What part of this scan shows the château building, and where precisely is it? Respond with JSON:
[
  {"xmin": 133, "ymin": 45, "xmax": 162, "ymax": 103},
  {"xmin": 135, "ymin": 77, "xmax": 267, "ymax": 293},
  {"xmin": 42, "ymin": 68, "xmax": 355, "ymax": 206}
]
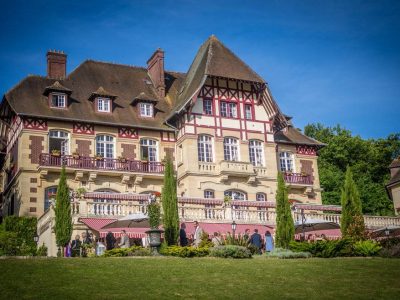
[{"xmin": 1, "ymin": 36, "xmax": 397, "ymax": 255}]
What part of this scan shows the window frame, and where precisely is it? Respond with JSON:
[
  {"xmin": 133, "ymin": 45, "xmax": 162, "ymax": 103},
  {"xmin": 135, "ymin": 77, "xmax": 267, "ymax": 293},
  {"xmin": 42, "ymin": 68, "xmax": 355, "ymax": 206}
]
[
  {"xmin": 44, "ymin": 186, "xmax": 58, "ymax": 211},
  {"xmin": 220, "ymin": 101, "xmax": 238, "ymax": 118},
  {"xmin": 224, "ymin": 190, "xmax": 247, "ymax": 201},
  {"xmin": 139, "ymin": 102, "xmax": 154, "ymax": 118},
  {"xmin": 140, "ymin": 138, "xmax": 158, "ymax": 162},
  {"xmin": 279, "ymin": 152, "xmax": 294, "ymax": 172},
  {"xmin": 49, "ymin": 130, "xmax": 70, "ymax": 155},
  {"xmin": 97, "ymin": 97, "xmax": 111, "ymax": 113},
  {"xmin": 203, "ymin": 99, "xmax": 213, "ymax": 115},
  {"xmin": 96, "ymin": 135, "xmax": 115, "ymax": 158},
  {"xmin": 244, "ymin": 104, "xmax": 253, "ymax": 120},
  {"xmin": 249, "ymin": 140, "xmax": 264, "ymax": 167},
  {"xmin": 197, "ymin": 135, "xmax": 214, "ymax": 162},
  {"xmin": 223, "ymin": 137, "xmax": 240, "ymax": 161},
  {"xmin": 204, "ymin": 190, "xmax": 215, "ymax": 199},
  {"xmin": 256, "ymin": 193, "xmax": 266, "ymax": 202},
  {"xmin": 50, "ymin": 93, "xmax": 66, "ymax": 108}
]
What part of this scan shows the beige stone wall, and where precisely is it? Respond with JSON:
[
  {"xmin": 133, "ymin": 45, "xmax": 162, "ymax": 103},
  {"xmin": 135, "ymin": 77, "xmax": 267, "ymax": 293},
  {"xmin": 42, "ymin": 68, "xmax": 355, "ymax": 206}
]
[{"xmin": 391, "ymin": 184, "xmax": 400, "ymax": 215}]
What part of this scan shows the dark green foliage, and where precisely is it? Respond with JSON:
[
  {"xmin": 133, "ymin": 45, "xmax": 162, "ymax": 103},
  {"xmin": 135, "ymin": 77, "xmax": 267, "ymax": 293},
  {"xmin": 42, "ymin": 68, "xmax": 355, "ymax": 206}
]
[
  {"xmin": 54, "ymin": 166, "xmax": 72, "ymax": 248},
  {"xmin": 353, "ymin": 240, "xmax": 382, "ymax": 256},
  {"xmin": 159, "ymin": 245, "xmax": 210, "ymax": 257},
  {"xmin": 1, "ymin": 216, "xmax": 38, "ymax": 256},
  {"xmin": 103, "ymin": 246, "xmax": 151, "ymax": 257},
  {"xmin": 147, "ymin": 202, "xmax": 161, "ymax": 229},
  {"xmin": 275, "ymin": 172, "xmax": 294, "ymax": 249},
  {"xmin": 209, "ymin": 245, "xmax": 252, "ymax": 259},
  {"xmin": 36, "ymin": 243, "xmax": 48, "ymax": 257},
  {"xmin": 340, "ymin": 167, "xmax": 366, "ymax": 240},
  {"xmin": 265, "ymin": 248, "xmax": 311, "ymax": 259},
  {"xmin": 223, "ymin": 232, "xmax": 248, "ymax": 246},
  {"xmin": 305, "ymin": 124, "xmax": 400, "ymax": 215},
  {"xmin": 161, "ymin": 158, "xmax": 179, "ymax": 245},
  {"xmin": 378, "ymin": 238, "xmax": 400, "ymax": 258},
  {"xmin": 198, "ymin": 231, "xmax": 213, "ymax": 248}
]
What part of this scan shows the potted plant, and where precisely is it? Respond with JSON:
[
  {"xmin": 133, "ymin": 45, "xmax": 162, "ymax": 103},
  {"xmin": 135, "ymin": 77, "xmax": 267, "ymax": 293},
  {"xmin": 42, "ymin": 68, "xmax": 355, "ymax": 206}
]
[
  {"xmin": 95, "ymin": 154, "xmax": 104, "ymax": 161},
  {"xmin": 75, "ymin": 187, "xmax": 86, "ymax": 200},
  {"xmin": 72, "ymin": 151, "xmax": 80, "ymax": 159},
  {"xmin": 51, "ymin": 149, "xmax": 61, "ymax": 157},
  {"xmin": 118, "ymin": 156, "xmax": 127, "ymax": 163},
  {"xmin": 224, "ymin": 195, "xmax": 232, "ymax": 205},
  {"xmin": 146, "ymin": 201, "xmax": 164, "ymax": 255}
]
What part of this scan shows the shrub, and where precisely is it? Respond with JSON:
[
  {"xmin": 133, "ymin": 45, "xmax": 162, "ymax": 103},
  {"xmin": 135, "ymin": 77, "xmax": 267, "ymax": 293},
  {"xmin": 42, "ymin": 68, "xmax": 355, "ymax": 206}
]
[
  {"xmin": 289, "ymin": 239, "xmax": 354, "ymax": 258},
  {"xmin": 265, "ymin": 248, "xmax": 311, "ymax": 259},
  {"xmin": 160, "ymin": 245, "xmax": 210, "ymax": 257},
  {"xmin": 353, "ymin": 240, "xmax": 381, "ymax": 256},
  {"xmin": 209, "ymin": 245, "xmax": 252, "ymax": 259},
  {"xmin": 199, "ymin": 231, "xmax": 213, "ymax": 248},
  {"xmin": 36, "ymin": 243, "xmax": 48, "ymax": 257},
  {"xmin": 379, "ymin": 244, "xmax": 400, "ymax": 258},
  {"xmin": 103, "ymin": 246, "xmax": 151, "ymax": 257},
  {"xmin": 0, "ymin": 231, "xmax": 20, "ymax": 256}
]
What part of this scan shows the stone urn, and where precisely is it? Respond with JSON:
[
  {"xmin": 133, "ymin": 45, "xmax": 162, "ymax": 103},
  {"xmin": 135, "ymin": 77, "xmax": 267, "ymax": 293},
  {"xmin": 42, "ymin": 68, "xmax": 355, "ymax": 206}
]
[{"xmin": 145, "ymin": 228, "xmax": 164, "ymax": 255}]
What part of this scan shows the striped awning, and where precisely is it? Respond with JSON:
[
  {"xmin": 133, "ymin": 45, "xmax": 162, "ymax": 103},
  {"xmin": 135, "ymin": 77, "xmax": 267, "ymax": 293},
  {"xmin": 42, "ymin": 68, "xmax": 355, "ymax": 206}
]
[
  {"xmin": 99, "ymin": 227, "xmax": 152, "ymax": 239},
  {"xmin": 178, "ymin": 197, "xmax": 223, "ymax": 205},
  {"xmin": 79, "ymin": 218, "xmax": 117, "ymax": 231},
  {"xmin": 294, "ymin": 204, "xmax": 342, "ymax": 212},
  {"xmin": 84, "ymin": 192, "xmax": 149, "ymax": 201},
  {"xmin": 232, "ymin": 201, "xmax": 276, "ymax": 208},
  {"xmin": 184, "ymin": 221, "xmax": 274, "ymax": 237}
]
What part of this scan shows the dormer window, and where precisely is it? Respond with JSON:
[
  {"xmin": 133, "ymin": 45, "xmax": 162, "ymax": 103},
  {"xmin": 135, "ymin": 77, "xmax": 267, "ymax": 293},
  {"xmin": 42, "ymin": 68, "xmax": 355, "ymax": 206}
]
[
  {"xmin": 97, "ymin": 97, "xmax": 111, "ymax": 113},
  {"xmin": 51, "ymin": 93, "xmax": 66, "ymax": 108},
  {"xmin": 139, "ymin": 102, "xmax": 153, "ymax": 117}
]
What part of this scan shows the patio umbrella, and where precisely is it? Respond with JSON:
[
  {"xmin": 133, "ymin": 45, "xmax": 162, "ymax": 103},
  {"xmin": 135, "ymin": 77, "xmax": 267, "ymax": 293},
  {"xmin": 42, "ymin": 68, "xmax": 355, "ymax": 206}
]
[
  {"xmin": 294, "ymin": 219, "xmax": 340, "ymax": 234},
  {"xmin": 371, "ymin": 226, "xmax": 400, "ymax": 238},
  {"xmin": 102, "ymin": 213, "xmax": 150, "ymax": 229}
]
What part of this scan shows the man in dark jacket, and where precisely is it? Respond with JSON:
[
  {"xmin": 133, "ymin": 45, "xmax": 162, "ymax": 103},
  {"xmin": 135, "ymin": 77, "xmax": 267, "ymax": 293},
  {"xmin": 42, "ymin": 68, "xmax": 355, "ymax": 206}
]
[
  {"xmin": 105, "ymin": 231, "xmax": 116, "ymax": 250},
  {"xmin": 249, "ymin": 229, "xmax": 263, "ymax": 254},
  {"xmin": 71, "ymin": 235, "xmax": 82, "ymax": 257},
  {"xmin": 179, "ymin": 223, "xmax": 188, "ymax": 246}
]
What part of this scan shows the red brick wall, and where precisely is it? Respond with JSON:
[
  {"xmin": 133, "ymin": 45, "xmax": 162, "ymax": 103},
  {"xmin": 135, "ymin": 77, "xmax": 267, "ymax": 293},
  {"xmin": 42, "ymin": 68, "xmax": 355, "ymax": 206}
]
[
  {"xmin": 121, "ymin": 144, "xmax": 136, "ymax": 160},
  {"xmin": 76, "ymin": 140, "xmax": 92, "ymax": 157},
  {"xmin": 29, "ymin": 136, "xmax": 44, "ymax": 164}
]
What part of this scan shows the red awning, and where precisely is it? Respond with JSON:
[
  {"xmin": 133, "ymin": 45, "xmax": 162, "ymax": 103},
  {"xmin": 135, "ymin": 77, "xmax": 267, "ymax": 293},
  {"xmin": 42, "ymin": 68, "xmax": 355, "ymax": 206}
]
[
  {"xmin": 99, "ymin": 227, "xmax": 152, "ymax": 239},
  {"xmin": 84, "ymin": 192, "xmax": 149, "ymax": 201},
  {"xmin": 294, "ymin": 204, "xmax": 342, "ymax": 212},
  {"xmin": 79, "ymin": 218, "xmax": 117, "ymax": 231},
  {"xmin": 184, "ymin": 222, "xmax": 274, "ymax": 237}
]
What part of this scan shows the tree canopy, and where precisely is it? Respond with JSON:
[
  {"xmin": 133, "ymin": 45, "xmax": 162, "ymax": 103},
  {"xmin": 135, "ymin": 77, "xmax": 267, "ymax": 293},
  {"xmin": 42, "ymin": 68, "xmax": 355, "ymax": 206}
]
[{"xmin": 304, "ymin": 123, "xmax": 400, "ymax": 216}]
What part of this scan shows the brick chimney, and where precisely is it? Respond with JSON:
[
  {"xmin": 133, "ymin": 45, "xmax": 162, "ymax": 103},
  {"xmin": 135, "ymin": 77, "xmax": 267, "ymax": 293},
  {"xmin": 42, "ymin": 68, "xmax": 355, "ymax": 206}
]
[
  {"xmin": 47, "ymin": 50, "xmax": 67, "ymax": 79},
  {"xmin": 147, "ymin": 48, "xmax": 165, "ymax": 98}
]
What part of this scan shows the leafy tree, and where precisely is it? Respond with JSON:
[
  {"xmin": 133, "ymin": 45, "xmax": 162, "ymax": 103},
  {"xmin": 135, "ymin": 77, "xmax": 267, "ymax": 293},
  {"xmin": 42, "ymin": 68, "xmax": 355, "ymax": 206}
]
[
  {"xmin": 305, "ymin": 123, "xmax": 400, "ymax": 215},
  {"xmin": 340, "ymin": 167, "xmax": 365, "ymax": 240},
  {"xmin": 54, "ymin": 166, "xmax": 72, "ymax": 255},
  {"xmin": 275, "ymin": 172, "xmax": 295, "ymax": 249},
  {"xmin": 162, "ymin": 158, "xmax": 179, "ymax": 245}
]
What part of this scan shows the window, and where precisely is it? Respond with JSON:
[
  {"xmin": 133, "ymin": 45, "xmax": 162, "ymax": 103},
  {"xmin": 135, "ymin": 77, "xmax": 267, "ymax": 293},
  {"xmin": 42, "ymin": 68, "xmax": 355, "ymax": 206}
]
[
  {"xmin": 203, "ymin": 99, "xmax": 212, "ymax": 115},
  {"xmin": 224, "ymin": 190, "xmax": 247, "ymax": 200},
  {"xmin": 97, "ymin": 98, "xmax": 111, "ymax": 112},
  {"xmin": 279, "ymin": 152, "xmax": 293, "ymax": 172},
  {"xmin": 256, "ymin": 193, "xmax": 266, "ymax": 201},
  {"xmin": 49, "ymin": 130, "xmax": 69, "ymax": 155},
  {"xmin": 198, "ymin": 135, "xmax": 213, "ymax": 162},
  {"xmin": 220, "ymin": 101, "xmax": 237, "ymax": 118},
  {"xmin": 204, "ymin": 190, "xmax": 215, "ymax": 198},
  {"xmin": 140, "ymin": 139, "xmax": 157, "ymax": 162},
  {"xmin": 51, "ymin": 94, "xmax": 66, "ymax": 108},
  {"xmin": 139, "ymin": 103, "xmax": 153, "ymax": 117},
  {"xmin": 45, "ymin": 186, "xmax": 57, "ymax": 211},
  {"xmin": 224, "ymin": 137, "xmax": 239, "ymax": 161},
  {"xmin": 245, "ymin": 104, "xmax": 253, "ymax": 120},
  {"xmin": 96, "ymin": 135, "xmax": 114, "ymax": 158},
  {"xmin": 249, "ymin": 140, "xmax": 264, "ymax": 166}
]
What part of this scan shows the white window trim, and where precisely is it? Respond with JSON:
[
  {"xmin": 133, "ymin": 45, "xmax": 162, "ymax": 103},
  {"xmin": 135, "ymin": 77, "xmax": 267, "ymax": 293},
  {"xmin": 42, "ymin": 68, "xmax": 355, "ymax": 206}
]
[
  {"xmin": 198, "ymin": 135, "xmax": 214, "ymax": 162},
  {"xmin": 223, "ymin": 137, "xmax": 240, "ymax": 161},
  {"xmin": 95, "ymin": 135, "xmax": 116, "ymax": 158},
  {"xmin": 97, "ymin": 97, "xmax": 111, "ymax": 113},
  {"xmin": 51, "ymin": 93, "xmax": 66, "ymax": 108},
  {"xmin": 140, "ymin": 138, "xmax": 158, "ymax": 162},
  {"xmin": 139, "ymin": 102, "xmax": 154, "ymax": 118},
  {"xmin": 49, "ymin": 130, "xmax": 70, "ymax": 155},
  {"xmin": 249, "ymin": 140, "xmax": 264, "ymax": 167},
  {"xmin": 279, "ymin": 151, "xmax": 295, "ymax": 172}
]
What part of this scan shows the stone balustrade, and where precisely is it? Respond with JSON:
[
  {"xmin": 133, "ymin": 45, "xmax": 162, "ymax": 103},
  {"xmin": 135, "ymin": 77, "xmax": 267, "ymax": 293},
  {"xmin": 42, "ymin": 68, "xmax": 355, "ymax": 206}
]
[{"xmin": 219, "ymin": 161, "xmax": 254, "ymax": 176}]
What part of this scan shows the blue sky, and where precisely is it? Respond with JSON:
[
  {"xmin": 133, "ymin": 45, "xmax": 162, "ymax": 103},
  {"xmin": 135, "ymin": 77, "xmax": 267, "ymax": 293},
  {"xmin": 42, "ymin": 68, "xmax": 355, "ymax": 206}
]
[{"xmin": 0, "ymin": 0, "xmax": 399, "ymax": 138}]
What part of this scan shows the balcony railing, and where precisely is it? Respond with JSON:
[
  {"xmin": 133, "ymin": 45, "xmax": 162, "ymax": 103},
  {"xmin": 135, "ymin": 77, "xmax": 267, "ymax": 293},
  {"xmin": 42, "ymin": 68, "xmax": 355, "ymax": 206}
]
[
  {"xmin": 284, "ymin": 172, "xmax": 313, "ymax": 185},
  {"xmin": 39, "ymin": 153, "xmax": 164, "ymax": 174}
]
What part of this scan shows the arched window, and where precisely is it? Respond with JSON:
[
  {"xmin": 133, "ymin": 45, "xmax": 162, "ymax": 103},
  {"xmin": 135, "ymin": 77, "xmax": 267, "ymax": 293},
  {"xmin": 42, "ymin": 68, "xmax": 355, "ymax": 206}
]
[
  {"xmin": 224, "ymin": 190, "xmax": 247, "ymax": 200},
  {"xmin": 198, "ymin": 135, "xmax": 213, "ymax": 162},
  {"xmin": 249, "ymin": 140, "xmax": 264, "ymax": 166},
  {"xmin": 204, "ymin": 190, "xmax": 215, "ymax": 199},
  {"xmin": 44, "ymin": 186, "xmax": 58, "ymax": 211},
  {"xmin": 223, "ymin": 137, "xmax": 239, "ymax": 161},
  {"xmin": 256, "ymin": 193, "xmax": 266, "ymax": 202},
  {"xmin": 279, "ymin": 152, "xmax": 293, "ymax": 172},
  {"xmin": 140, "ymin": 139, "xmax": 158, "ymax": 162},
  {"xmin": 49, "ymin": 130, "xmax": 69, "ymax": 155},
  {"xmin": 96, "ymin": 135, "xmax": 114, "ymax": 158}
]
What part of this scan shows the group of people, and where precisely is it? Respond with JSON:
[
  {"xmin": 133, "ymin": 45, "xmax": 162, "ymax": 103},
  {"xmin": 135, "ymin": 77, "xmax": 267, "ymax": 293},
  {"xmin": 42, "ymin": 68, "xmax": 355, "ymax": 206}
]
[
  {"xmin": 69, "ymin": 231, "xmax": 94, "ymax": 257},
  {"xmin": 178, "ymin": 222, "xmax": 275, "ymax": 253}
]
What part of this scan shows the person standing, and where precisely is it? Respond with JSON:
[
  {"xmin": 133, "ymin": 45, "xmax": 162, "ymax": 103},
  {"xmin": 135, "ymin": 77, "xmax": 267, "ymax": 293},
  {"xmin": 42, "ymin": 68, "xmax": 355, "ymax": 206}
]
[
  {"xmin": 179, "ymin": 223, "xmax": 188, "ymax": 247},
  {"xmin": 265, "ymin": 231, "xmax": 274, "ymax": 252},
  {"xmin": 71, "ymin": 235, "xmax": 82, "ymax": 257},
  {"xmin": 106, "ymin": 231, "xmax": 116, "ymax": 250},
  {"xmin": 243, "ymin": 229, "xmax": 250, "ymax": 243},
  {"xmin": 119, "ymin": 230, "xmax": 130, "ymax": 248},
  {"xmin": 192, "ymin": 221, "xmax": 203, "ymax": 247},
  {"xmin": 249, "ymin": 229, "xmax": 263, "ymax": 254},
  {"xmin": 211, "ymin": 232, "xmax": 222, "ymax": 246}
]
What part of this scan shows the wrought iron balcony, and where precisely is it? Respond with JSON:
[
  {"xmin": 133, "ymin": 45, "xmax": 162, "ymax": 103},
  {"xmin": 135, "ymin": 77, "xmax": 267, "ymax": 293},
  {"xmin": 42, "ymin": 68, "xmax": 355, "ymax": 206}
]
[
  {"xmin": 284, "ymin": 172, "xmax": 313, "ymax": 185},
  {"xmin": 39, "ymin": 153, "xmax": 164, "ymax": 174}
]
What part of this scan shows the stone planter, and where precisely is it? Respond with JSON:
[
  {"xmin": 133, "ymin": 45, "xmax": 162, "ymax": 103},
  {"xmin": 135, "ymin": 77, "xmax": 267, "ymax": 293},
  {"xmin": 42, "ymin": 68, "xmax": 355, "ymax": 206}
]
[{"xmin": 145, "ymin": 228, "xmax": 164, "ymax": 255}]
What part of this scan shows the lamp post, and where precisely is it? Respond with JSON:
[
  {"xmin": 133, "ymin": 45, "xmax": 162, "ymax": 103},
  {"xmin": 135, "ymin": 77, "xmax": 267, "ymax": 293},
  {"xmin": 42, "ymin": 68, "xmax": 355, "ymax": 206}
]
[
  {"xmin": 291, "ymin": 205, "xmax": 306, "ymax": 241},
  {"xmin": 385, "ymin": 227, "xmax": 390, "ymax": 238},
  {"xmin": 33, "ymin": 232, "xmax": 39, "ymax": 244},
  {"xmin": 231, "ymin": 221, "xmax": 237, "ymax": 244}
]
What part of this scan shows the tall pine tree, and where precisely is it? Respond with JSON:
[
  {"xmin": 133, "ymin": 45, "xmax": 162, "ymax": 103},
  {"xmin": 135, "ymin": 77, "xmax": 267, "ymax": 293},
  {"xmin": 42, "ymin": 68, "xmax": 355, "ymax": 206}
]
[
  {"xmin": 340, "ymin": 166, "xmax": 365, "ymax": 240},
  {"xmin": 162, "ymin": 158, "xmax": 179, "ymax": 245},
  {"xmin": 54, "ymin": 166, "xmax": 72, "ymax": 254},
  {"xmin": 275, "ymin": 172, "xmax": 295, "ymax": 249}
]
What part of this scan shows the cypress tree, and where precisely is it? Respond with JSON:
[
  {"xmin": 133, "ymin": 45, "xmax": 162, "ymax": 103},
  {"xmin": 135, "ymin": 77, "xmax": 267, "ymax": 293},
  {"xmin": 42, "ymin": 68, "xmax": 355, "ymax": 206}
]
[
  {"xmin": 340, "ymin": 166, "xmax": 365, "ymax": 240},
  {"xmin": 162, "ymin": 158, "xmax": 179, "ymax": 245},
  {"xmin": 275, "ymin": 172, "xmax": 295, "ymax": 249},
  {"xmin": 54, "ymin": 166, "xmax": 72, "ymax": 255}
]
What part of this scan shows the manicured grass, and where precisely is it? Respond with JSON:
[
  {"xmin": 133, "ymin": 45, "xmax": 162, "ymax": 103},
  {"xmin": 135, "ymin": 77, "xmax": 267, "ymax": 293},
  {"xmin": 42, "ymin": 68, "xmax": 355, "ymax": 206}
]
[{"xmin": 0, "ymin": 257, "xmax": 399, "ymax": 299}]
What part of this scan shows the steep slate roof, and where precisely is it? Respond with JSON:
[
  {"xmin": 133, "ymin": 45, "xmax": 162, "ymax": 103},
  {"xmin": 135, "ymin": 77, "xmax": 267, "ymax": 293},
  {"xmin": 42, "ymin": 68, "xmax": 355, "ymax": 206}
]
[
  {"xmin": 274, "ymin": 126, "xmax": 325, "ymax": 147},
  {"xmin": 5, "ymin": 60, "xmax": 185, "ymax": 130},
  {"xmin": 43, "ymin": 81, "xmax": 72, "ymax": 95},
  {"xmin": 169, "ymin": 35, "xmax": 266, "ymax": 117}
]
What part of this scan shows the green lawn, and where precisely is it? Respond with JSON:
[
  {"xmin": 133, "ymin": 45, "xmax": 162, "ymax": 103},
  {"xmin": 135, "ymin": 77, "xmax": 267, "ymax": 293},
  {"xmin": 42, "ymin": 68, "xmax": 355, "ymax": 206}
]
[{"xmin": 0, "ymin": 257, "xmax": 399, "ymax": 299}]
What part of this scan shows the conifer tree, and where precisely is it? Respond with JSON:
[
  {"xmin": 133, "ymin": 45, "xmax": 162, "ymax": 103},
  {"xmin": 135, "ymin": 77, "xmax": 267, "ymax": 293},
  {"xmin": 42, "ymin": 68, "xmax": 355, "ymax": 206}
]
[
  {"xmin": 162, "ymin": 158, "xmax": 179, "ymax": 245},
  {"xmin": 340, "ymin": 166, "xmax": 365, "ymax": 240},
  {"xmin": 54, "ymin": 166, "xmax": 72, "ymax": 255},
  {"xmin": 275, "ymin": 172, "xmax": 295, "ymax": 249}
]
